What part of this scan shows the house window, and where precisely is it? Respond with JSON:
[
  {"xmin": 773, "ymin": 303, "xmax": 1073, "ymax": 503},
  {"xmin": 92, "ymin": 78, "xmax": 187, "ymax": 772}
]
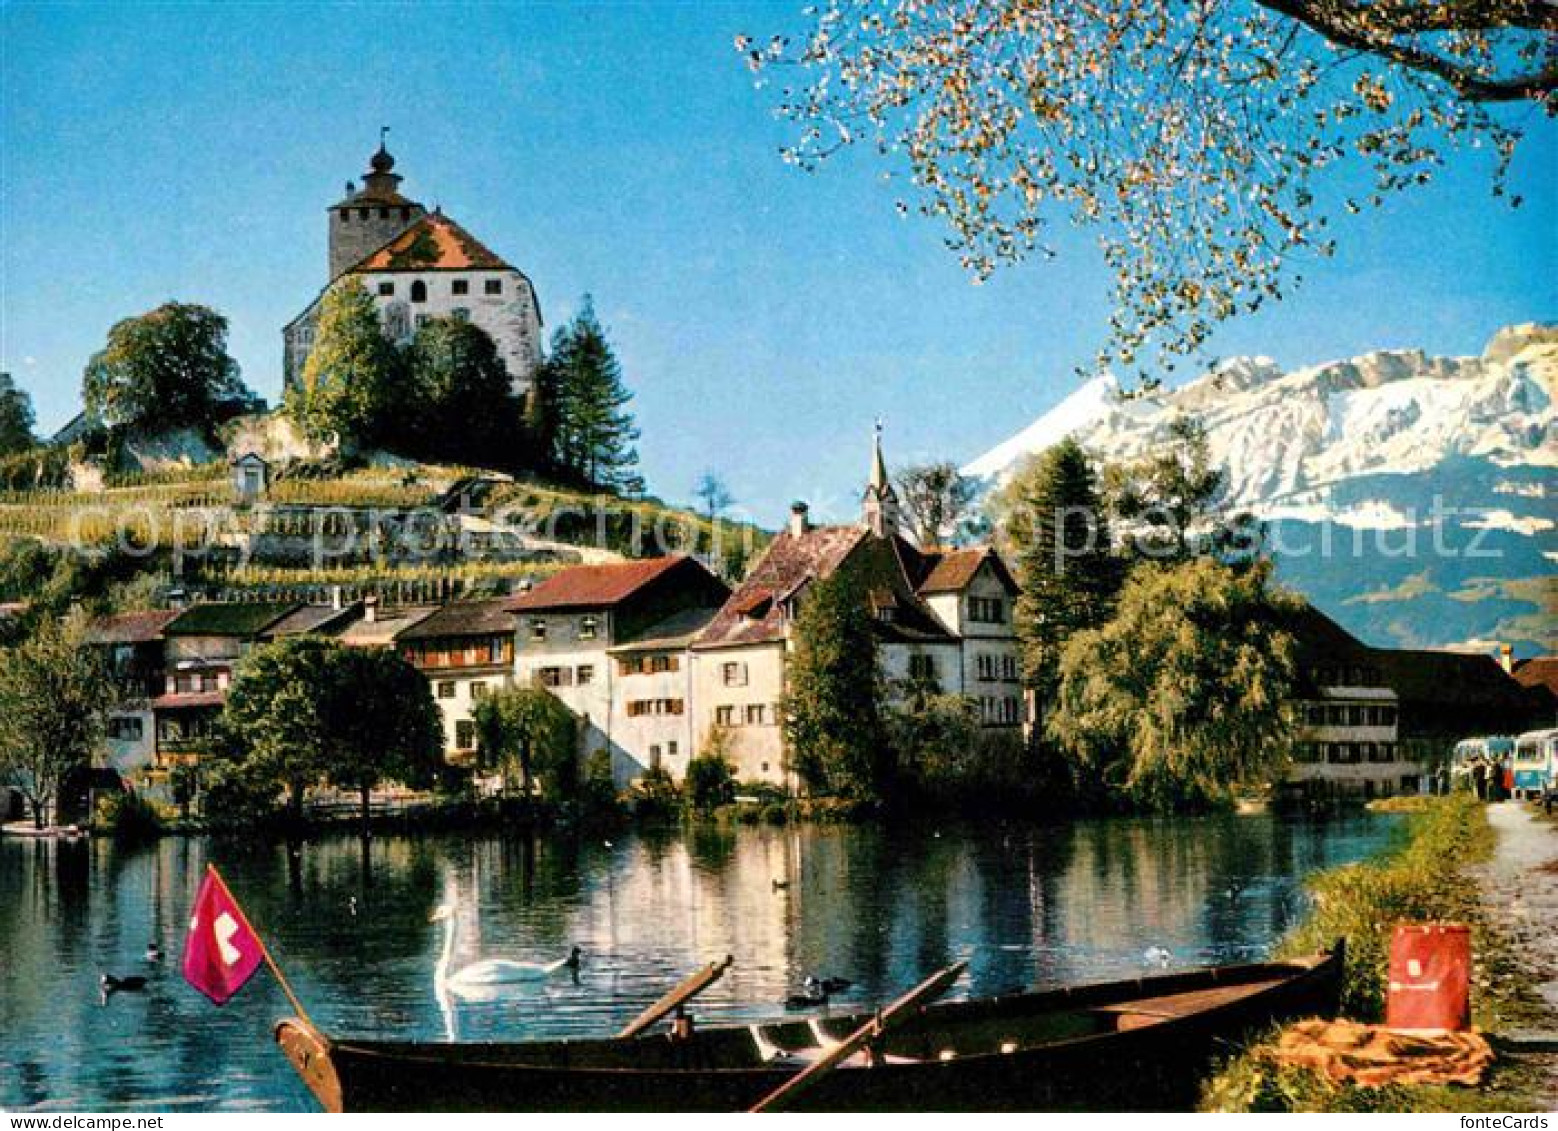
[
  {"xmin": 715, "ymin": 705, "xmax": 735, "ymax": 726},
  {"xmin": 437, "ymin": 681, "xmax": 457, "ymax": 700},
  {"xmin": 451, "ymin": 307, "xmax": 470, "ymax": 322},
  {"xmin": 969, "ymin": 597, "xmax": 1006, "ymax": 623},
  {"xmin": 579, "ymin": 616, "xmax": 598, "ymax": 640},
  {"xmin": 721, "ymin": 662, "xmax": 747, "ymax": 687},
  {"xmin": 378, "ymin": 281, "xmax": 395, "ymax": 296},
  {"xmin": 619, "ymin": 656, "xmax": 645, "ymax": 675},
  {"xmin": 484, "ymin": 279, "xmax": 503, "ymax": 295},
  {"xmin": 411, "ymin": 280, "xmax": 428, "ymax": 303},
  {"xmin": 745, "ymin": 704, "xmax": 767, "ymax": 726},
  {"xmin": 530, "ymin": 619, "xmax": 547, "ymax": 641},
  {"xmin": 108, "ymin": 717, "xmax": 144, "ymax": 741},
  {"xmin": 538, "ymin": 666, "xmax": 571, "ymax": 688},
  {"xmin": 470, "ymin": 681, "xmax": 488, "ymax": 701},
  {"xmin": 452, "ymin": 279, "xmax": 469, "ymax": 296},
  {"xmin": 415, "ymin": 313, "xmax": 431, "ymax": 329},
  {"xmin": 576, "ymin": 665, "xmax": 594, "ymax": 685},
  {"xmin": 455, "ymin": 720, "xmax": 475, "ymax": 750},
  {"xmin": 909, "ymin": 654, "xmax": 938, "ymax": 682},
  {"xmin": 650, "ymin": 654, "xmax": 678, "ymax": 673},
  {"xmin": 666, "ymin": 741, "xmax": 678, "ymax": 759},
  {"xmin": 876, "ymin": 606, "xmax": 896, "ymax": 624},
  {"xmin": 649, "ymin": 745, "xmax": 662, "ymax": 769}
]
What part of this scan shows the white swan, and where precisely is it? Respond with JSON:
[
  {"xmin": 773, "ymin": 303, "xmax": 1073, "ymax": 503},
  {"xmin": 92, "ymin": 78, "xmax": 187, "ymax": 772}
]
[{"xmin": 431, "ymin": 903, "xmax": 581, "ymax": 995}]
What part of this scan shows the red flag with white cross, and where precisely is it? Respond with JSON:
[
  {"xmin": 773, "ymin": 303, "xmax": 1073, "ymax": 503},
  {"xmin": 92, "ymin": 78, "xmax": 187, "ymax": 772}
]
[{"xmin": 182, "ymin": 865, "xmax": 264, "ymax": 1005}]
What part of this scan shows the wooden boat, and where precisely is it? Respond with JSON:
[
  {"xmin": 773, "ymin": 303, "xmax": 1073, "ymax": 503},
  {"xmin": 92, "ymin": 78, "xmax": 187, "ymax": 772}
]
[{"xmin": 276, "ymin": 944, "xmax": 1343, "ymax": 1112}]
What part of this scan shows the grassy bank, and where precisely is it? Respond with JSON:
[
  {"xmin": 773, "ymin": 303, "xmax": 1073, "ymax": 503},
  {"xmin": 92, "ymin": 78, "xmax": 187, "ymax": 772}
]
[{"xmin": 1200, "ymin": 794, "xmax": 1549, "ymax": 1111}]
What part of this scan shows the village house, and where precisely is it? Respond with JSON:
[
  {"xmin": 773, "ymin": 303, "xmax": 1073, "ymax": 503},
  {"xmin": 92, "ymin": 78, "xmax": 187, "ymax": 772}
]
[
  {"xmin": 86, "ymin": 610, "xmax": 183, "ymax": 777},
  {"xmin": 507, "ymin": 556, "xmax": 730, "ymax": 785},
  {"xmin": 282, "ymin": 139, "xmax": 543, "ymax": 396},
  {"xmin": 394, "ymin": 598, "xmax": 518, "ymax": 759},
  {"xmin": 689, "ymin": 432, "xmax": 1024, "ymax": 786}
]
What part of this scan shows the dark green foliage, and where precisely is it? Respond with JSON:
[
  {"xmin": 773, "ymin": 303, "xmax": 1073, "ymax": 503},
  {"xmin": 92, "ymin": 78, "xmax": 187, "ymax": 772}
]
[
  {"xmin": 629, "ymin": 764, "xmax": 682, "ymax": 820},
  {"xmin": 578, "ymin": 749, "xmax": 620, "ymax": 815},
  {"xmin": 286, "ymin": 281, "xmax": 405, "ymax": 448},
  {"xmin": 400, "ymin": 317, "xmax": 524, "ymax": 468},
  {"xmin": 894, "ymin": 461, "xmax": 979, "ymax": 548},
  {"xmin": 0, "ymin": 445, "xmax": 72, "ymax": 491},
  {"xmin": 97, "ymin": 789, "xmax": 164, "ymax": 841},
  {"xmin": 220, "ymin": 636, "xmax": 442, "ymax": 828},
  {"xmin": 782, "ymin": 572, "xmax": 890, "ymax": 800},
  {"xmin": 544, "ymin": 297, "xmax": 643, "ymax": 493},
  {"xmin": 473, "ymin": 683, "xmax": 577, "ymax": 800},
  {"xmin": 891, "ymin": 694, "xmax": 1050, "ymax": 812},
  {"xmin": 0, "ymin": 373, "xmax": 36, "ymax": 456},
  {"xmin": 685, "ymin": 748, "xmax": 736, "ymax": 812},
  {"xmin": 1048, "ymin": 558, "xmax": 1299, "ymax": 811},
  {"xmin": 82, "ymin": 303, "xmax": 254, "ymax": 434},
  {"xmin": 1105, "ymin": 415, "xmax": 1261, "ymax": 563},
  {"xmin": 1001, "ymin": 438, "xmax": 1122, "ymax": 699},
  {"xmin": 0, "ymin": 611, "xmax": 114, "ymax": 827}
]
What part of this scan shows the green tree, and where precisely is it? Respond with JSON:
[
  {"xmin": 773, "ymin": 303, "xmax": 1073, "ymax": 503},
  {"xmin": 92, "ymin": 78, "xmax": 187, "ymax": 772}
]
[
  {"xmin": 685, "ymin": 732, "xmax": 737, "ymax": 811},
  {"xmin": 548, "ymin": 297, "xmax": 643, "ymax": 493},
  {"xmin": 473, "ymin": 682, "xmax": 578, "ymax": 801},
  {"xmin": 321, "ymin": 647, "xmax": 444, "ymax": 835},
  {"xmin": 1048, "ymin": 558, "xmax": 1300, "ymax": 811},
  {"xmin": 0, "ymin": 611, "xmax": 114, "ymax": 827},
  {"xmin": 1106, "ymin": 416, "xmax": 1259, "ymax": 562},
  {"xmin": 82, "ymin": 303, "xmax": 253, "ymax": 433},
  {"xmin": 286, "ymin": 280, "xmax": 403, "ymax": 448},
  {"xmin": 693, "ymin": 471, "xmax": 735, "ymax": 523},
  {"xmin": 1001, "ymin": 439, "xmax": 1122, "ymax": 703},
  {"xmin": 0, "ymin": 373, "xmax": 36, "ymax": 456},
  {"xmin": 743, "ymin": 2, "xmax": 1548, "ymax": 377},
  {"xmin": 220, "ymin": 637, "xmax": 334, "ymax": 824},
  {"xmin": 403, "ymin": 317, "xmax": 522, "ymax": 466},
  {"xmin": 781, "ymin": 572, "xmax": 889, "ymax": 800},
  {"xmin": 895, "ymin": 461, "xmax": 980, "ymax": 548}
]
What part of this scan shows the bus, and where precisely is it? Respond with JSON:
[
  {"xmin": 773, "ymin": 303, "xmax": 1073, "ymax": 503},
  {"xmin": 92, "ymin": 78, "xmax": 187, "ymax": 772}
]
[{"xmin": 1513, "ymin": 729, "xmax": 1558, "ymax": 804}]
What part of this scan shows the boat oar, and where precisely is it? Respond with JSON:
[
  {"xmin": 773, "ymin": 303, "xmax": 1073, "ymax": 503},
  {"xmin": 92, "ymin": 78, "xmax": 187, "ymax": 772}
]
[
  {"xmin": 749, "ymin": 960, "xmax": 968, "ymax": 1114},
  {"xmin": 617, "ymin": 955, "xmax": 735, "ymax": 1039}
]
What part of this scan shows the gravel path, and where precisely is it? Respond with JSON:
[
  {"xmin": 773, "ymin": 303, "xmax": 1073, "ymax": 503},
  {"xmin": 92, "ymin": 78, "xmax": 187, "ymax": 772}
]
[{"xmin": 1478, "ymin": 801, "xmax": 1558, "ymax": 1101}]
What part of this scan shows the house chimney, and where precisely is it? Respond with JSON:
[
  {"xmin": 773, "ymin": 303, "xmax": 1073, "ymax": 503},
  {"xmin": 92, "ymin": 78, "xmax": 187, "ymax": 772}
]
[
  {"xmin": 363, "ymin": 594, "xmax": 379, "ymax": 624},
  {"xmin": 789, "ymin": 501, "xmax": 810, "ymax": 538},
  {"xmin": 1499, "ymin": 643, "xmax": 1513, "ymax": 675}
]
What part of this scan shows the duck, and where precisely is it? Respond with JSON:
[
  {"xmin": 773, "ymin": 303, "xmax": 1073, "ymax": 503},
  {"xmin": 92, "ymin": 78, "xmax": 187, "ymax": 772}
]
[
  {"xmin": 100, "ymin": 973, "xmax": 148, "ymax": 1004},
  {"xmin": 144, "ymin": 942, "xmax": 163, "ymax": 963},
  {"xmin": 431, "ymin": 903, "xmax": 581, "ymax": 996},
  {"xmin": 1142, "ymin": 945, "xmax": 1173, "ymax": 968},
  {"xmin": 806, "ymin": 974, "xmax": 852, "ymax": 995},
  {"xmin": 785, "ymin": 986, "xmax": 830, "ymax": 1009}
]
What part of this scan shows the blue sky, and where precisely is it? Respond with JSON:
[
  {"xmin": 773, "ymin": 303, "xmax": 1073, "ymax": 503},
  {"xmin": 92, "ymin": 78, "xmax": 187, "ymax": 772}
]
[{"xmin": 3, "ymin": 1, "xmax": 1554, "ymax": 523}]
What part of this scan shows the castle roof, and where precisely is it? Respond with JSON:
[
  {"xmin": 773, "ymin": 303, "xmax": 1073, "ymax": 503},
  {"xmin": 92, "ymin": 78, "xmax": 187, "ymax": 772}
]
[{"xmin": 351, "ymin": 212, "xmax": 513, "ymax": 274}]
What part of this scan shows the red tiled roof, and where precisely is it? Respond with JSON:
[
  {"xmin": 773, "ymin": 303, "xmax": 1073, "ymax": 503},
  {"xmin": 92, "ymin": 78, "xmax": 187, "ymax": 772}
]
[
  {"xmin": 152, "ymin": 691, "xmax": 225, "ymax": 710},
  {"xmin": 352, "ymin": 212, "xmax": 512, "ymax": 273},
  {"xmin": 695, "ymin": 526, "xmax": 865, "ymax": 649},
  {"xmin": 396, "ymin": 598, "xmax": 517, "ymax": 641},
  {"xmin": 86, "ymin": 609, "xmax": 181, "ymax": 645},
  {"xmin": 507, "ymin": 557, "xmax": 694, "ymax": 613},
  {"xmin": 915, "ymin": 546, "xmax": 1016, "ymax": 595}
]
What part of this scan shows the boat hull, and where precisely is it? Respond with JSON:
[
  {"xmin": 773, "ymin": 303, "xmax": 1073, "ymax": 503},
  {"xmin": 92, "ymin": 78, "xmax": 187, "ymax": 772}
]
[{"xmin": 277, "ymin": 948, "xmax": 1342, "ymax": 1112}]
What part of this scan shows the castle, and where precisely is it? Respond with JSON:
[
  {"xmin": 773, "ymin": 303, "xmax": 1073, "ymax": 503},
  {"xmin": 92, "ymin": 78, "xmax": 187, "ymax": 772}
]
[{"xmin": 282, "ymin": 136, "xmax": 544, "ymax": 395}]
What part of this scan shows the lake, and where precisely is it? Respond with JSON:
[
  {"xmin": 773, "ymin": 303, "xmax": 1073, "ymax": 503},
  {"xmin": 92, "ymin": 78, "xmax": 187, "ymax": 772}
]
[{"xmin": 0, "ymin": 811, "xmax": 1399, "ymax": 1112}]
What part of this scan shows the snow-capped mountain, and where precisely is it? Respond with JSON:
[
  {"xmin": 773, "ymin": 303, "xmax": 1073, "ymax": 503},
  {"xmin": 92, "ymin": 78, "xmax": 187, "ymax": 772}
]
[{"xmin": 965, "ymin": 324, "xmax": 1557, "ymax": 653}]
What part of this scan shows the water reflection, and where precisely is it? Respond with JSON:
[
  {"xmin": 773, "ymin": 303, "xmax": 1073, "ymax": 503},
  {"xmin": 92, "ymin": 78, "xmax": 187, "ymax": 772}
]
[{"xmin": 0, "ymin": 811, "xmax": 1397, "ymax": 1112}]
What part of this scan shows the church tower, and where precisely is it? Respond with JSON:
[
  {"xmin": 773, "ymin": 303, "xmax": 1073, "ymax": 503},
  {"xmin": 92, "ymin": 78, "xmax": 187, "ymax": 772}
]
[
  {"xmin": 327, "ymin": 132, "xmax": 426, "ymax": 279},
  {"xmin": 862, "ymin": 422, "xmax": 903, "ymax": 538}
]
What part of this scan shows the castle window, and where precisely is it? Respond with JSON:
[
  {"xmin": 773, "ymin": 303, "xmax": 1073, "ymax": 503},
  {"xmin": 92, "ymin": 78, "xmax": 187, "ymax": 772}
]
[
  {"xmin": 339, "ymin": 209, "xmax": 351, "ymax": 221},
  {"xmin": 452, "ymin": 279, "xmax": 469, "ymax": 296},
  {"xmin": 379, "ymin": 207, "xmax": 390, "ymax": 218},
  {"xmin": 378, "ymin": 281, "xmax": 394, "ymax": 297},
  {"xmin": 400, "ymin": 207, "xmax": 410, "ymax": 221},
  {"xmin": 485, "ymin": 279, "xmax": 503, "ymax": 295},
  {"xmin": 411, "ymin": 280, "xmax": 428, "ymax": 303},
  {"xmin": 358, "ymin": 208, "xmax": 370, "ymax": 220}
]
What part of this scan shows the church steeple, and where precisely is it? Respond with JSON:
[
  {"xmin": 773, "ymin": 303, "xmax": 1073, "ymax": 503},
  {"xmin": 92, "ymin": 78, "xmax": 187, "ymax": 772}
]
[{"xmin": 862, "ymin": 420, "xmax": 902, "ymax": 538}]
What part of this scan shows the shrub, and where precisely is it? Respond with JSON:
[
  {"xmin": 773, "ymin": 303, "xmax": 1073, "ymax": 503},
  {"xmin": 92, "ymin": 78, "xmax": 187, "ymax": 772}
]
[
  {"xmin": 96, "ymin": 789, "xmax": 165, "ymax": 841},
  {"xmin": 685, "ymin": 750, "xmax": 736, "ymax": 812},
  {"xmin": 629, "ymin": 764, "xmax": 682, "ymax": 820}
]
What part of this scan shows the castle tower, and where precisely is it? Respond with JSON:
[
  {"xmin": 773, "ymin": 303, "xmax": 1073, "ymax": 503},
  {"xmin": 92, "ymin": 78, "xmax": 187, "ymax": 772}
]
[
  {"xmin": 862, "ymin": 422, "xmax": 902, "ymax": 538},
  {"xmin": 327, "ymin": 132, "xmax": 426, "ymax": 280}
]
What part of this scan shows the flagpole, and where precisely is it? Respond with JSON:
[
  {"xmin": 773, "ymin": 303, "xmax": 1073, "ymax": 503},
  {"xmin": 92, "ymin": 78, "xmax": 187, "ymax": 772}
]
[{"xmin": 207, "ymin": 863, "xmax": 315, "ymax": 1026}]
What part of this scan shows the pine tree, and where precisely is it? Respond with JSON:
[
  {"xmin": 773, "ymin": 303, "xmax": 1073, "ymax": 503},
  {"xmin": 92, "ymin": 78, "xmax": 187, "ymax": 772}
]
[
  {"xmin": 286, "ymin": 280, "xmax": 403, "ymax": 448},
  {"xmin": 548, "ymin": 296, "xmax": 643, "ymax": 494},
  {"xmin": 0, "ymin": 373, "xmax": 36, "ymax": 456},
  {"xmin": 1003, "ymin": 438, "xmax": 1123, "ymax": 704}
]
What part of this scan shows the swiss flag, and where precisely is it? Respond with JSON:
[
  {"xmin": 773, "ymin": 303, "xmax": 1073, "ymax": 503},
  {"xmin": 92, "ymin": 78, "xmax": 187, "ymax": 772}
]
[{"xmin": 182, "ymin": 865, "xmax": 264, "ymax": 1005}]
